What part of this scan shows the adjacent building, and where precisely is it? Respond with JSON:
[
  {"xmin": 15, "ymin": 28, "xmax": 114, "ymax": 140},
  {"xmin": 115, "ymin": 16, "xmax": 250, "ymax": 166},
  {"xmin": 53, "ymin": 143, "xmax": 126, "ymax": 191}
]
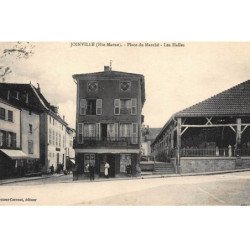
[
  {"xmin": 0, "ymin": 82, "xmax": 74, "ymax": 176},
  {"xmin": 73, "ymin": 66, "xmax": 145, "ymax": 177},
  {"xmin": 151, "ymin": 80, "xmax": 250, "ymax": 174},
  {"xmin": 141, "ymin": 125, "xmax": 161, "ymax": 160},
  {"xmin": 0, "ymin": 98, "xmax": 23, "ymax": 178}
]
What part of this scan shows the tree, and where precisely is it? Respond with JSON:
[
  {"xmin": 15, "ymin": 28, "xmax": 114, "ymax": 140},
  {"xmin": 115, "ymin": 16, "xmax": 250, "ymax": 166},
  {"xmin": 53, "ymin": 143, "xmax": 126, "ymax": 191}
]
[{"xmin": 0, "ymin": 42, "xmax": 35, "ymax": 82}]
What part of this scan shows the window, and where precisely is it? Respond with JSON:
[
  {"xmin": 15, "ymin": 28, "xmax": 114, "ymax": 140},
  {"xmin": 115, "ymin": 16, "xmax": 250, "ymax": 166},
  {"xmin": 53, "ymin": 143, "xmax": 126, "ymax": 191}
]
[
  {"xmin": 78, "ymin": 123, "xmax": 83, "ymax": 143},
  {"xmin": 56, "ymin": 132, "xmax": 58, "ymax": 146},
  {"xmin": 84, "ymin": 124, "xmax": 96, "ymax": 138},
  {"xmin": 52, "ymin": 130, "xmax": 55, "ymax": 145},
  {"xmin": 131, "ymin": 99, "xmax": 137, "ymax": 115},
  {"xmin": 7, "ymin": 132, "xmax": 11, "ymax": 147},
  {"xmin": 59, "ymin": 134, "xmax": 61, "ymax": 147},
  {"xmin": 120, "ymin": 99, "xmax": 131, "ymax": 114},
  {"xmin": 80, "ymin": 99, "xmax": 102, "ymax": 115},
  {"xmin": 132, "ymin": 123, "xmax": 138, "ymax": 144},
  {"xmin": 29, "ymin": 110, "xmax": 32, "ymax": 115},
  {"xmin": 78, "ymin": 123, "xmax": 98, "ymax": 143},
  {"xmin": 96, "ymin": 99, "xmax": 102, "ymax": 115},
  {"xmin": 0, "ymin": 131, "xmax": 3, "ymax": 146},
  {"xmin": 28, "ymin": 140, "xmax": 33, "ymax": 154},
  {"xmin": 49, "ymin": 117, "xmax": 52, "ymax": 124},
  {"xmin": 0, "ymin": 108, "xmax": 5, "ymax": 120},
  {"xmin": 119, "ymin": 124, "xmax": 131, "ymax": 138},
  {"xmin": 8, "ymin": 110, "xmax": 13, "ymax": 122},
  {"xmin": 87, "ymin": 81, "xmax": 98, "ymax": 92},
  {"xmin": 49, "ymin": 129, "xmax": 52, "ymax": 144},
  {"xmin": 120, "ymin": 81, "xmax": 131, "ymax": 92},
  {"xmin": 87, "ymin": 100, "xmax": 96, "ymax": 115},
  {"xmin": 29, "ymin": 124, "xmax": 32, "ymax": 134},
  {"xmin": 114, "ymin": 99, "xmax": 120, "ymax": 115},
  {"xmin": 14, "ymin": 91, "xmax": 19, "ymax": 100}
]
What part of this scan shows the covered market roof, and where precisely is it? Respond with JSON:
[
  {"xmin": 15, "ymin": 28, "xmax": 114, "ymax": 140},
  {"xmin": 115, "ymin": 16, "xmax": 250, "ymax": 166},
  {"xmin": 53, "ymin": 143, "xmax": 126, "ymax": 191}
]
[{"xmin": 175, "ymin": 79, "xmax": 250, "ymax": 117}]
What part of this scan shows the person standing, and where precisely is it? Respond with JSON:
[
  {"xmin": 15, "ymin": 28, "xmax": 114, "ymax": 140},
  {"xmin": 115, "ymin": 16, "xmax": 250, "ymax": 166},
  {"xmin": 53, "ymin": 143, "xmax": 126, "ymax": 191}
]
[
  {"xmin": 89, "ymin": 162, "xmax": 95, "ymax": 181},
  {"xmin": 104, "ymin": 161, "xmax": 110, "ymax": 178},
  {"xmin": 50, "ymin": 164, "xmax": 54, "ymax": 175}
]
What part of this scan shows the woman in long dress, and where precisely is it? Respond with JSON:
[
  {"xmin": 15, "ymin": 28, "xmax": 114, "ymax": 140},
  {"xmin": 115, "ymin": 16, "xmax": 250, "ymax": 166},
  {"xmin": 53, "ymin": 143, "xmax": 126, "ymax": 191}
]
[{"xmin": 104, "ymin": 161, "xmax": 110, "ymax": 178}]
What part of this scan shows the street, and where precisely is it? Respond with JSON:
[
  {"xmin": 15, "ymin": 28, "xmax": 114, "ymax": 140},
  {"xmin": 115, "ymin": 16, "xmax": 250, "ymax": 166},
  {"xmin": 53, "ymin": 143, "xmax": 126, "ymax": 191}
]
[{"xmin": 1, "ymin": 171, "xmax": 250, "ymax": 205}]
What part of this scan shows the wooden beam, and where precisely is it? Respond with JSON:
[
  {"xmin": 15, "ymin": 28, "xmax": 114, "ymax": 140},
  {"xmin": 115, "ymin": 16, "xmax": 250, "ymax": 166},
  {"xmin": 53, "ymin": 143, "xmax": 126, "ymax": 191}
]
[
  {"xmin": 229, "ymin": 125, "xmax": 236, "ymax": 133},
  {"xmin": 205, "ymin": 117, "xmax": 213, "ymax": 125},
  {"xmin": 241, "ymin": 125, "xmax": 249, "ymax": 135},
  {"xmin": 181, "ymin": 126, "xmax": 188, "ymax": 136},
  {"xmin": 181, "ymin": 124, "xmax": 237, "ymax": 128}
]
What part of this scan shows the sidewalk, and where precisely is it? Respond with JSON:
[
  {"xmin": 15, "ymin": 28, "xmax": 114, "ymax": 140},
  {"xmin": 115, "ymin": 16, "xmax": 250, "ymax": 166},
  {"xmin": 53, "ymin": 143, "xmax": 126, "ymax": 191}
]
[{"xmin": 0, "ymin": 174, "xmax": 64, "ymax": 185}]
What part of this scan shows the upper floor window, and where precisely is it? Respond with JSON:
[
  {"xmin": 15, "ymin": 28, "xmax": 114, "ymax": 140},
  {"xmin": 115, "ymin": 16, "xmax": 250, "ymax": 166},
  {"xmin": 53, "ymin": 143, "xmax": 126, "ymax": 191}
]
[
  {"xmin": 8, "ymin": 110, "xmax": 13, "ymax": 122},
  {"xmin": 80, "ymin": 99, "xmax": 102, "ymax": 115},
  {"xmin": 114, "ymin": 99, "xmax": 137, "ymax": 115},
  {"xmin": 14, "ymin": 91, "xmax": 20, "ymax": 100},
  {"xmin": 0, "ymin": 108, "xmax": 5, "ymax": 120},
  {"xmin": 120, "ymin": 81, "xmax": 131, "ymax": 92},
  {"xmin": 87, "ymin": 81, "xmax": 98, "ymax": 93},
  {"xmin": 29, "ymin": 124, "xmax": 33, "ymax": 134},
  {"xmin": 28, "ymin": 140, "xmax": 33, "ymax": 154}
]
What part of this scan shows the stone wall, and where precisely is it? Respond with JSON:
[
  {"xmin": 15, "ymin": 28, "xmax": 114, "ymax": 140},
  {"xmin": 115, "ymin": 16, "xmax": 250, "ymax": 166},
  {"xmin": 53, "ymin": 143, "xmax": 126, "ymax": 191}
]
[{"xmin": 171, "ymin": 157, "xmax": 250, "ymax": 174}]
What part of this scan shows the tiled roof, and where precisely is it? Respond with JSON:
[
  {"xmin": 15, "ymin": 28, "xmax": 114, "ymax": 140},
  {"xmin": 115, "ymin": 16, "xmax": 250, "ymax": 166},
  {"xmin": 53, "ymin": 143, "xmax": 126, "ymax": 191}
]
[
  {"xmin": 147, "ymin": 128, "xmax": 162, "ymax": 140},
  {"xmin": 176, "ymin": 80, "xmax": 250, "ymax": 117}
]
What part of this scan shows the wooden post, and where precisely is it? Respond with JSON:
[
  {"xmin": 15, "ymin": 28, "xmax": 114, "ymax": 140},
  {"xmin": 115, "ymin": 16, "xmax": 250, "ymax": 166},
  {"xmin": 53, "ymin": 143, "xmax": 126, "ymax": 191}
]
[
  {"xmin": 236, "ymin": 118, "xmax": 242, "ymax": 155},
  {"xmin": 176, "ymin": 118, "xmax": 182, "ymax": 173}
]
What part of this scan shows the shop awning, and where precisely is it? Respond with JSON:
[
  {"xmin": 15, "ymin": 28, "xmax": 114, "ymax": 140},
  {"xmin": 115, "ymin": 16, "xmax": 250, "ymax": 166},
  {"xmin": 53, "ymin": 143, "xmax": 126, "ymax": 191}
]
[
  {"xmin": 70, "ymin": 159, "xmax": 75, "ymax": 164},
  {"xmin": 0, "ymin": 149, "xmax": 30, "ymax": 160}
]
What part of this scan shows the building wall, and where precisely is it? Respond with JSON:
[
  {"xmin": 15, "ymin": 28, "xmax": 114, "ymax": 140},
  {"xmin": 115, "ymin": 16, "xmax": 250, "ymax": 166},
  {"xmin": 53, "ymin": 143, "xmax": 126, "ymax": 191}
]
[
  {"xmin": 21, "ymin": 109, "xmax": 40, "ymax": 158},
  {"xmin": 176, "ymin": 157, "xmax": 250, "ymax": 173},
  {"xmin": 47, "ymin": 114, "xmax": 67, "ymax": 170},
  {"xmin": 77, "ymin": 77, "xmax": 142, "ymax": 145},
  {"xmin": 0, "ymin": 100, "xmax": 21, "ymax": 148},
  {"xmin": 66, "ymin": 129, "xmax": 75, "ymax": 159}
]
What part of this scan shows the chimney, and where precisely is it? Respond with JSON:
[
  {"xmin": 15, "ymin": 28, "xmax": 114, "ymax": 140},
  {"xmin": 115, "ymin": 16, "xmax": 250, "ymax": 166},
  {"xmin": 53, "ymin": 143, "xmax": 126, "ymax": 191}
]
[
  {"xmin": 37, "ymin": 83, "xmax": 41, "ymax": 93},
  {"xmin": 104, "ymin": 66, "xmax": 110, "ymax": 72},
  {"xmin": 7, "ymin": 90, "xmax": 10, "ymax": 100},
  {"xmin": 63, "ymin": 115, "xmax": 65, "ymax": 121},
  {"xmin": 51, "ymin": 105, "xmax": 59, "ymax": 114}
]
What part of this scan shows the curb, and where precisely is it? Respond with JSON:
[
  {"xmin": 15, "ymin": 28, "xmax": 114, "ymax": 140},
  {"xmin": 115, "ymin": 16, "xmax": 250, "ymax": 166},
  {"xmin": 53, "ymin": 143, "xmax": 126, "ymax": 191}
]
[{"xmin": 0, "ymin": 174, "xmax": 65, "ymax": 185}]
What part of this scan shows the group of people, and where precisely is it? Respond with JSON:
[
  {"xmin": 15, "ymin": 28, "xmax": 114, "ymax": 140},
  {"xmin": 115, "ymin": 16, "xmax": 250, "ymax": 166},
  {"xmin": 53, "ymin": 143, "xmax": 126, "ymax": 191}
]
[
  {"xmin": 49, "ymin": 163, "xmax": 65, "ymax": 175},
  {"xmin": 72, "ymin": 161, "xmax": 110, "ymax": 181},
  {"xmin": 85, "ymin": 161, "xmax": 110, "ymax": 181}
]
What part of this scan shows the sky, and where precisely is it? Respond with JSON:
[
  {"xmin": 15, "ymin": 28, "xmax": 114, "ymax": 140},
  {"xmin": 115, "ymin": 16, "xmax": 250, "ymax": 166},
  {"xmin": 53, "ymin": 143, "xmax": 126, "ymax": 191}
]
[{"xmin": 1, "ymin": 42, "xmax": 250, "ymax": 129}]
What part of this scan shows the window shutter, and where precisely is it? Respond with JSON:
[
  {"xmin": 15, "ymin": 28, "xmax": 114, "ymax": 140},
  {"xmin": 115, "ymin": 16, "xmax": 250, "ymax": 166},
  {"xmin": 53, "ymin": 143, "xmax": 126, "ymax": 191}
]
[
  {"xmin": 131, "ymin": 98, "xmax": 137, "ymax": 115},
  {"xmin": 80, "ymin": 99, "xmax": 87, "ymax": 115},
  {"xmin": 115, "ymin": 123, "xmax": 119, "ymax": 140},
  {"xmin": 114, "ymin": 99, "xmax": 120, "ymax": 115},
  {"xmin": 96, "ymin": 123, "xmax": 100, "ymax": 140},
  {"xmin": 78, "ymin": 123, "xmax": 84, "ymax": 143},
  {"xmin": 96, "ymin": 99, "xmax": 102, "ymax": 115},
  {"xmin": 132, "ymin": 123, "xmax": 138, "ymax": 144}
]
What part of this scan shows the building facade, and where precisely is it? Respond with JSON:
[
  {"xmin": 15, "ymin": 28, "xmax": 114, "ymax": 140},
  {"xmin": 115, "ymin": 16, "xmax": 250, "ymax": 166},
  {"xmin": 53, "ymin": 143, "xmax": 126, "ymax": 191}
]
[
  {"xmin": 0, "ymin": 82, "xmax": 72, "ymax": 175},
  {"xmin": 73, "ymin": 66, "xmax": 145, "ymax": 177}
]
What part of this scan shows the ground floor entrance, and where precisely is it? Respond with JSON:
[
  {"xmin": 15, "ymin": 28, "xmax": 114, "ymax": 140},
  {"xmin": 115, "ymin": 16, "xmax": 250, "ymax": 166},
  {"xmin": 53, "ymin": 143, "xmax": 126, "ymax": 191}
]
[{"xmin": 75, "ymin": 152, "xmax": 140, "ymax": 177}]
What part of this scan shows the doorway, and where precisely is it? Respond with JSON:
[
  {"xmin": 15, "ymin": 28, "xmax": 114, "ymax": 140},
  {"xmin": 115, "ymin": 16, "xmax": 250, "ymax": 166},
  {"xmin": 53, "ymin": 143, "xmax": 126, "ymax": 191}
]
[{"xmin": 101, "ymin": 124, "xmax": 107, "ymax": 140}]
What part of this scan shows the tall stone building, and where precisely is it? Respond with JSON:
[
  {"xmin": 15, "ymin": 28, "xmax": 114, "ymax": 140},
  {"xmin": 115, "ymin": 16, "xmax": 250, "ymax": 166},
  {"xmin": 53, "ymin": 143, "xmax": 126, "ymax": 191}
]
[{"xmin": 73, "ymin": 66, "xmax": 145, "ymax": 177}]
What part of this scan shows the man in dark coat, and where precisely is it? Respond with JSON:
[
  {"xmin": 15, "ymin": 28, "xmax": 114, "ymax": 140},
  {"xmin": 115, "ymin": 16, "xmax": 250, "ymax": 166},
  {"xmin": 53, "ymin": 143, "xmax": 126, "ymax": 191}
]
[{"xmin": 88, "ymin": 162, "xmax": 95, "ymax": 181}]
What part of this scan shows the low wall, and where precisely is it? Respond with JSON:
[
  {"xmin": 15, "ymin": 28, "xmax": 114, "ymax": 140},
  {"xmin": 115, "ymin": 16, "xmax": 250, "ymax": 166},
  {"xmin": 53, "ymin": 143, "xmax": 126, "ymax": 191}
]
[{"xmin": 171, "ymin": 157, "xmax": 250, "ymax": 174}]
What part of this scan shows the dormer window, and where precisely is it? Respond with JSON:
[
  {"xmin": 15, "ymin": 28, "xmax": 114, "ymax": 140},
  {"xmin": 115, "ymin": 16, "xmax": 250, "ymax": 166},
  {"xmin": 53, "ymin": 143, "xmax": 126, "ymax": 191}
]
[{"xmin": 14, "ymin": 91, "xmax": 20, "ymax": 100}]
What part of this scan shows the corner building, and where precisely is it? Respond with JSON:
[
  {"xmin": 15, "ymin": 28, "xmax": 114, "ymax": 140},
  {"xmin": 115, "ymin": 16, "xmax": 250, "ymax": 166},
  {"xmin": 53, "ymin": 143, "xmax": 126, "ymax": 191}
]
[{"xmin": 73, "ymin": 67, "xmax": 145, "ymax": 177}]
